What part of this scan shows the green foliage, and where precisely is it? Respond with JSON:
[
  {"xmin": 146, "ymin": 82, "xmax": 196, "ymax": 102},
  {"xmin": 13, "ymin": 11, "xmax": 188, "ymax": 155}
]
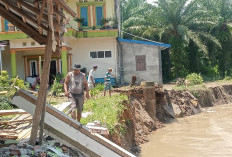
[
  {"xmin": 0, "ymin": 96, "xmax": 14, "ymax": 110},
  {"xmin": 50, "ymin": 75, "xmax": 64, "ymax": 96},
  {"xmin": 89, "ymin": 83, "xmax": 104, "ymax": 96},
  {"xmin": 0, "ymin": 70, "xmax": 10, "ymax": 88},
  {"xmin": 81, "ymin": 93, "xmax": 128, "ymax": 133},
  {"xmin": 0, "ymin": 71, "xmax": 29, "ymax": 110},
  {"xmin": 186, "ymin": 73, "xmax": 203, "ymax": 86}
]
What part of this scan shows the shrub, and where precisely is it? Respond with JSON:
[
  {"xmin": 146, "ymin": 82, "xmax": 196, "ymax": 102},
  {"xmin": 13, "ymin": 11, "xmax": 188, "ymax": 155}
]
[
  {"xmin": 186, "ymin": 73, "xmax": 203, "ymax": 86},
  {"xmin": 0, "ymin": 70, "xmax": 10, "ymax": 88},
  {"xmin": 89, "ymin": 83, "xmax": 105, "ymax": 96},
  {"xmin": 50, "ymin": 76, "xmax": 65, "ymax": 96},
  {"xmin": 0, "ymin": 71, "xmax": 29, "ymax": 109}
]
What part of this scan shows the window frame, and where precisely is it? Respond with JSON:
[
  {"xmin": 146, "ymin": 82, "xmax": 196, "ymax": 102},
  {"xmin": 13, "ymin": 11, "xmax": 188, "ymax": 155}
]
[{"xmin": 89, "ymin": 50, "xmax": 112, "ymax": 59}]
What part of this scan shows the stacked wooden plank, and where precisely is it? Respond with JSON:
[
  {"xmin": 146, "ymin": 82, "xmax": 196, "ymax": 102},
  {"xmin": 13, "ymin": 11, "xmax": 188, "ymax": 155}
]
[{"xmin": 0, "ymin": 111, "xmax": 32, "ymax": 142}]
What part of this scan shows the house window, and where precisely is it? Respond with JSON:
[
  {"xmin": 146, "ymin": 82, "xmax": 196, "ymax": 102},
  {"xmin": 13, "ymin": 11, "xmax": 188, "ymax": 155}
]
[
  {"xmin": 96, "ymin": 6, "xmax": 103, "ymax": 26},
  {"xmin": 30, "ymin": 60, "xmax": 38, "ymax": 76},
  {"xmin": 136, "ymin": 55, "xmax": 146, "ymax": 71},
  {"xmin": 22, "ymin": 42, "xmax": 27, "ymax": 46},
  {"xmin": 4, "ymin": 19, "xmax": 9, "ymax": 31},
  {"xmin": 105, "ymin": 51, "xmax": 112, "ymax": 58},
  {"xmin": 97, "ymin": 51, "xmax": 104, "ymax": 58},
  {"xmin": 90, "ymin": 51, "xmax": 112, "ymax": 58},
  {"xmin": 90, "ymin": 51, "xmax": 97, "ymax": 58},
  {"xmin": 79, "ymin": 0, "xmax": 87, "ymax": 2},
  {"xmin": 31, "ymin": 41, "xmax": 35, "ymax": 46},
  {"xmin": 80, "ymin": 7, "xmax": 88, "ymax": 27}
]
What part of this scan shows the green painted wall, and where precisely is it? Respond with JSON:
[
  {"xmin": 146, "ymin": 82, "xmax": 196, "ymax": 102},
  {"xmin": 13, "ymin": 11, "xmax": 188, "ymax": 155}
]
[
  {"xmin": 65, "ymin": 29, "xmax": 118, "ymax": 38},
  {"xmin": 61, "ymin": 51, "xmax": 68, "ymax": 77},
  {"xmin": 0, "ymin": 32, "xmax": 28, "ymax": 40}
]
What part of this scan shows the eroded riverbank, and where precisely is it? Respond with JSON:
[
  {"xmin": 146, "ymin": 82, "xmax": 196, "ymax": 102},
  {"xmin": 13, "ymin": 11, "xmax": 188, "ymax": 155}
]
[{"xmin": 111, "ymin": 83, "xmax": 232, "ymax": 156}]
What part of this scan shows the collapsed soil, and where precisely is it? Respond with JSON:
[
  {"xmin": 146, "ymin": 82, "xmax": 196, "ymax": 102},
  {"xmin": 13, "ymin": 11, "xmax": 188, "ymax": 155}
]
[{"xmin": 109, "ymin": 82, "xmax": 232, "ymax": 155}]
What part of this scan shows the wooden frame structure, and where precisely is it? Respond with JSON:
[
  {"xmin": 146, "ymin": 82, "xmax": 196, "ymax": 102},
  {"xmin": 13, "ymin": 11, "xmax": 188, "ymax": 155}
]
[{"xmin": 0, "ymin": 0, "xmax": 76, "ymax": 145}]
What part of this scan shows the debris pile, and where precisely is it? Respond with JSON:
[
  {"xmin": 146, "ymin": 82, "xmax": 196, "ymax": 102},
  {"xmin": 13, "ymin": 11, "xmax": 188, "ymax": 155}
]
[
  {"xmin": 0, "ymin": 110, "xmax": 32, "ymax": 143},
  {"xmin": 0, "ymin": 137, "xmax": 81, "ymax": 157}
]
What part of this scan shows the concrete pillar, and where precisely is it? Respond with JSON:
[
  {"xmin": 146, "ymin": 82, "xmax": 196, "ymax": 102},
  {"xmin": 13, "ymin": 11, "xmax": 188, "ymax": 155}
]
[
  {"xmin": 10, "ymin": 50, "xmax": 17, "ymax": 77},
  {"xmin": 61, "ymin": 48, "xmax": 68, "ymax": 77},
  {"xmin": 141, "ymin": 82, "xmax": 156, "ymax": 120}
]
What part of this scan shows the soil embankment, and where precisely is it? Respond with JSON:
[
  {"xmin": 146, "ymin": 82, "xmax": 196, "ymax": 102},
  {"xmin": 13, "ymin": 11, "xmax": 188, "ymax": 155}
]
[{"xmin": 111, "ymin": 83, "xmax": 232, "ymax": 154}]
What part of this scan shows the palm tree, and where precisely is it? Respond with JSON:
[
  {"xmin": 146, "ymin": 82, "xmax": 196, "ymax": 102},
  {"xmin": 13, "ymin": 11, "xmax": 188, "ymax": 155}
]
[
  {"xmin": 202, "ymin": 0, "xmax": 232, "ymax": 77},
  {"xmin": 121, "ymin": 0, "xmax": 153, "ymax": 38},
  {"xmin": 142, "ymin": 0, "xmax": 221, "ymax": 78}
]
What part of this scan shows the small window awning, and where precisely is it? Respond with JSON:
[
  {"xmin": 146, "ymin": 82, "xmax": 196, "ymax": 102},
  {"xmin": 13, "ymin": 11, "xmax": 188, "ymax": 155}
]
[{"xmin": 118, "ymin": 38, "xmax": 171, "ymax": 50}]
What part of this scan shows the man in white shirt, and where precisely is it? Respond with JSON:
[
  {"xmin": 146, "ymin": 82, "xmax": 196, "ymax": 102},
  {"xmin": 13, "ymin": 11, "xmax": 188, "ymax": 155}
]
[{"xmin": 88, "ymin": 65, "xmax": 98, "ymax": 90}]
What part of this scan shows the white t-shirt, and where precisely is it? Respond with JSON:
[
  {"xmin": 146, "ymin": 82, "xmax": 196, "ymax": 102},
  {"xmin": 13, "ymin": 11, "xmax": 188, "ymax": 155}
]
[{"xmin": 88, "ymin": 69, "xmax": 95, "ymax": 83}]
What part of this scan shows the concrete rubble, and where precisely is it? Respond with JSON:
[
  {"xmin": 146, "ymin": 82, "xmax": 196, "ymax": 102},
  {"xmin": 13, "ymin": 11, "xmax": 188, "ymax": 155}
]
[{"xmin": 0, "ymin": 136, "xmax": 82, "ymax": 157}]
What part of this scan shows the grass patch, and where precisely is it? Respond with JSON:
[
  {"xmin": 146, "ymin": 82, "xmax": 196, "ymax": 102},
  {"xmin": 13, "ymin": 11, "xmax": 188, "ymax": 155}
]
[
  {"xmin": 173, "ymin": 84, "xmax": 207, "ymax": 91},
  {"xmin": 80, "ymin": 93, "xmax": 128, "ymax": 133}
]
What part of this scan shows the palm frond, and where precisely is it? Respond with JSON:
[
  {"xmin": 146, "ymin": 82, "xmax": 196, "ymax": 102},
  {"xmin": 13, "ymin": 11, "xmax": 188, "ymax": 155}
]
[{"xmin": 186, "ymin": 30, "xmax": 208, "ymax": 54}]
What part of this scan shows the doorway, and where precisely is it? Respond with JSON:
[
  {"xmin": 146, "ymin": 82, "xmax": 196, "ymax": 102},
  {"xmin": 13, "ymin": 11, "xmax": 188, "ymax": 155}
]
[{"xmin": 49, "ymin": 60, "xmax": 57, "ymax": 86}]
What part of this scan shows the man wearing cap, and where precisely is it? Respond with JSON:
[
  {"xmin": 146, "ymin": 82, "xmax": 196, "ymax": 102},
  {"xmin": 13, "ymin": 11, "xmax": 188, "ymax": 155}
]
[
  {"xmin": 64, "ymin": 64, "xmax": 89, "ymax": 122},
  {"xmin": 88, "ymin": 66, "xmax": 98, "ymax": 92}
]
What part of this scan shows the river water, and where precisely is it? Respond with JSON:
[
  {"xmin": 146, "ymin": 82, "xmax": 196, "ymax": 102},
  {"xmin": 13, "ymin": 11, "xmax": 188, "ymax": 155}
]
[{"xmin": 141, "ymin": 103, "xmax": 232, "ymax": 157}]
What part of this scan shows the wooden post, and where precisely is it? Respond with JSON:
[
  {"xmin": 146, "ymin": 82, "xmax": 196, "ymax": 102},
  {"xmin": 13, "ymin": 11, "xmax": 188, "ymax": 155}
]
[{"xmin": 29, "ymin": 30, "xmax": 53, "ymax": 145}]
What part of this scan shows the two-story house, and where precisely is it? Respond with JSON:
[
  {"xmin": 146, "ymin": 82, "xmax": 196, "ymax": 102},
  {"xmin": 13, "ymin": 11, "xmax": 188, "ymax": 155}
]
[
  {"xmin": 0, "ymin": 0, "xmax": 171, "ymax": 86},
  {"xmin": 0, "ymin": 0, "xmax": 119, "ymax": 85}
]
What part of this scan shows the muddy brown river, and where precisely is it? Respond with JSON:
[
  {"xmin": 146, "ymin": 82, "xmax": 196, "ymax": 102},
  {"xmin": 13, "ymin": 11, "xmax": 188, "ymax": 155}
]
[{"xmin": 141, "ymin": 103, "xmax": 232, "ymax": 157}]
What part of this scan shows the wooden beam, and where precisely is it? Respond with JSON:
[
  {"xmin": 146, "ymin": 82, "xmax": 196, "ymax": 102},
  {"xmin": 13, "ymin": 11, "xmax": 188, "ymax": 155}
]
[
  {"xmin": 16, "ymin": 0, "xmax": 60, "ymax": 27},
  {"xmin": 17, "ymin": 2, "xmax": 26, "ymax": 23},
  {"xmin": 2, "ymin": 0, "xmax": 48, "ymax": 32},
  {"xmin": 15, "ymin": 0, "xmax": 48, "ymax": 22},
  {"xmin": 37, "ymin": 0, "xmax": 46, "ymax": 25},
  {"xmin": 53, "ymin": 0, "xmax": 76, "ymax": 17},
  {"xmin": 0, "ymin": 4, "xmax": 46, "ymax": 44},
  {"xmin": 30, "ymin": 30, "xmax": 53, "ymax": 146}
]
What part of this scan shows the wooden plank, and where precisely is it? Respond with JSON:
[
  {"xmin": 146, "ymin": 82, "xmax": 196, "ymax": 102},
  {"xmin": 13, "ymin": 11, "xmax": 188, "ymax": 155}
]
[
  {"xmin": 0, "ymin": 119, "xmax": 32, "ymax": 124},
  {"xmin": 30, "ymin": 29, "xmax": 53, "ymax": 146},
  {"xmin": 57, "ymin": 102, "xmax": 71, "ymax": 112},
  {"xmin": 0, "ymin": 4, "xmax": 46, "ymax": 45},
  {"xmin": 0, "ymin": 91, "xmax": 7, "ymax": 95},
  {"xmin": 0, "ymin": 109, "xmax": 27, "ymax": 116}
]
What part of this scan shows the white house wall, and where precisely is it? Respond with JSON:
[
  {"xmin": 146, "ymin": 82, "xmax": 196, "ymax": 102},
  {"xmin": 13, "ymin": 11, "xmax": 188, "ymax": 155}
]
[
  {"xmin": 120, "ymin": 42, "xmax": 163, "ymax": 85},
  {"xmin": 68, "ymin": 37, "xmax": 117, "ymax": 78}
]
